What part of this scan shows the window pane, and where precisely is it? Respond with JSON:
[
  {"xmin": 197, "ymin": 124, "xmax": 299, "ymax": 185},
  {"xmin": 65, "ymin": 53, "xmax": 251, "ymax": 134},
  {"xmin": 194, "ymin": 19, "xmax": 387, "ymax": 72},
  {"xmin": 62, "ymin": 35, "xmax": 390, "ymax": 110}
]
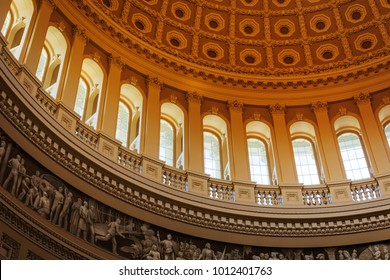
[
  {"xmin": 292, "ymin": 139, "xmax": 320, "ymax": 185},
  {"xmin": 74, "ymin": 79, "xmax": 87, "ymax": 118},
  {"xmin": 36, "ymin": 48, "xmax": 48, "ymax": 82},
  {"xmin": 159, "ymin": 120, "xmax": 174, "ymax": 166},
  {"xmin": 203, "ymin": 132, "xmax": 221, "ymax": 179},
  {"xmin": 247, "ymin": 138, "xmax": 270, "ymax": 185},
  {"xmin": 1, "ymin": 12, "xmax": 11, "ymax": 36},
  {"xmin": 385, "ymin": 124, "xmax": 390, "ymax": 147},
  {"xmin": 338, "ymin": 133, "xmax": 370, "ymax": 181},
  {"xmin": 115, "ymin": 102, "xmax": 130, "ymax": 147}
]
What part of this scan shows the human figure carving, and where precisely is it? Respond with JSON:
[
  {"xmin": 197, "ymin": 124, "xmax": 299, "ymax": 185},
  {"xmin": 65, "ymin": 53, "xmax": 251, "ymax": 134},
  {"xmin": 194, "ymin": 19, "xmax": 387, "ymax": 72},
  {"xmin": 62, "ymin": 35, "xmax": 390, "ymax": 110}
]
[
  {"xmin": 17, "ymin": 177, "xmax": 30, "ymax": 201},
  {"xmin": 77, "ymin": 201, "xmax": 89, "ymax": 241},
  {"xmin": 198, "ymin": 242, "xmax": 217, "ymax": 260},
  {"xmin": 0, "ymin": 141, "xmax": 6, "ymax": 167},
  {"xmin": 95, "ymin": 218, "xmax": 126, "ymax": 255},
  {"xmin": 57, "ymin": 191, "xmax": 73, "ymax": 230},
  {"xmin": 69, "ymin": 198, "xmax": 82, "ymax": 235},
  {"xmin": 25, "ymin": 181, "xmax": 38, "ymax": 208},
  {"xmin": 49, "ymin": 186, "xmax": 64, "ymax": 224},
  {"xmin": 86, "ymin": 204, "xmax": 97, "ymax": 243},
  {"xmin": 13, "ymin": 158, "xmax": 26, "ymax": 197},
  {"xmin": 2, "ymin": 155, "xmax": 21, "ymax": 192},
  {"xmin": 157, "ymin": 232, "xmax": 175, "ymax": 260},
  {"xmin": 37, "ymin": 192, "xmax": 50, "ymax": 219},
  {"xmin": 145, "ymin": 244, "xmax": 161, "ymax": 260}
]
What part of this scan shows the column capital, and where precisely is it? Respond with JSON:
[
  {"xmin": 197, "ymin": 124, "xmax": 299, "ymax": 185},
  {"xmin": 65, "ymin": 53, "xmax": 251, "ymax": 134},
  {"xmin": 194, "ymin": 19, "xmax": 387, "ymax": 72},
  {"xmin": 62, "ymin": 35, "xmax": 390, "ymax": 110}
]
[
  {"xmin": 108, "ymin": 54, "xmax": 124, "ymax": 69},
  {"xmin": 147, "ymin": 76, "xmax": 163, "ymax": 90},
  {"xmin": 311, "ymin": 101, "xmax": 328, "ymax": 113},
  {"xmin": 72, "ymin": 26, "xmax": 89, "ymax": 43},
  {"xmin": 269, "ymin": 103, "xmax": 286, "ymax": 116},
  {"xmin": 186, "ymin": 91, "xmax": 203, "ymax": 104},
  {"xmin": 354, "ymin": 92, "xmax": 371, "ymax": 106},
  {"xmin": 227, "ymin": 100, "xmax": 244, "ymax": 113}
]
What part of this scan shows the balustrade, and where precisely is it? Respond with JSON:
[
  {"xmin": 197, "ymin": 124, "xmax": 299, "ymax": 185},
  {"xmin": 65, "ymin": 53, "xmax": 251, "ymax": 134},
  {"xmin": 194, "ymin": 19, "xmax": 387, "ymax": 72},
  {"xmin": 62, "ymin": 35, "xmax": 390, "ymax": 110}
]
[
  {"xmin": 117, "ymin": 147, "xmax": 142, "ymax": 173},
  {"xmin": 75, "ymin": 122, "xmax": 98, "ymax": 149},
  {"xmin": 302, "ymin": 186, "xmax": 331, "ymax": 206},
  {"xmin": 162, "ymin": 166, "xmax": 186, "ymax": 191},
  {"xmin": 208, "ymin": 179, "xmax": 235, "ymax": 201},
  {"xmin": 351, "ymin": 179, "xmax": 381, "ymax": 202},
  {"xmin": 255, "ymin": 186, "xmax": 282, "ymax": 206}
]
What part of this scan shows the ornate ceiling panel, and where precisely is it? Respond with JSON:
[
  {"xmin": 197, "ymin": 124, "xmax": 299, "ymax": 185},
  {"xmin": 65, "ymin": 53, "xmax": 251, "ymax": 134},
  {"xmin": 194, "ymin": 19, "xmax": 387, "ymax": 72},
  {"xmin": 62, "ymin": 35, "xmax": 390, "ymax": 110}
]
[{"xmin": 90, "ymin": 0, "xmax": 390, "ymax": 85}]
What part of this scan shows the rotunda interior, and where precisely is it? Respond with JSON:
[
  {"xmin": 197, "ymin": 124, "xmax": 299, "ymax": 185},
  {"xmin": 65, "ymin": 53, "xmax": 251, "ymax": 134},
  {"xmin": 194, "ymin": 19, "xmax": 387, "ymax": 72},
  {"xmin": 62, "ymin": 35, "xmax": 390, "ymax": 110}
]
[{"xmin": 1, "ymin": 0, "xmax": 390, "ymax": 260}]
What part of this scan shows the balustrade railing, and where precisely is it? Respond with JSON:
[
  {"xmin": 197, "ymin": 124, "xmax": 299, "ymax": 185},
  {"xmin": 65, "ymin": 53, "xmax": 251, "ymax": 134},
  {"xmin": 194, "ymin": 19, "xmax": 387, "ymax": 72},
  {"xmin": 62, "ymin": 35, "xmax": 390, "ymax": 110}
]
[
  {"xmin": 302, "ymin": 186, "xmax": 331, "ymax": 206},
  {"xmin": 351, "ymin": 179, "xmax": 381, "ymax": 202},
  {"xmin": 255, "ymin": 186, "xmax": 282, "ymax": 206},
  {"xmin": 209, "ymin": 179, "xmax": 235, "ymax": 201},
  {"xmin": 162, "ymin": 166, "xmax": 187, "ymax": 191},
  {"xmin": 117, "ymin": 147, "xmax": 142, "ymax": 174},
  {"xmin": 75, "ymin": 122, "xmax": 99, "ymax": 149},
  {"xmin": 35, "ymin": 89, "xmax": 57, "ymax": 115}
]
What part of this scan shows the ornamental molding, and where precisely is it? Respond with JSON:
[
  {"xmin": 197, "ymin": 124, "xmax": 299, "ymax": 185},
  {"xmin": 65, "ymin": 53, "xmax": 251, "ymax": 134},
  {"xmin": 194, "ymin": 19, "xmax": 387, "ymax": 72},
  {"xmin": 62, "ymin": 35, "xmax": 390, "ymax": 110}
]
[
  {"xmin": 186, "ymin": 91, "xmax": 203, "ymax": 104},
  {"xmin": 72, "ymin": 26, "xmax": 88, "ymax": 42},
  {"xmin": 146, "ymin": 76, "xmax": 163, "ymax": 89},
  {"xmin": 311, "ymin": 101, "xmax": 328, "ymax": 113},
  {"xmin": 269, "ymin": 104, "xmax": 286, "ymax": 115},
  {"xmin": 108, "ymin": 54, "xmax": 124, "ymax": 68},
  {"xmin": 354, "ymin": 92, "xmax": 371, "ymax": 106},
  {"xmin": 62, "ymin": 0, "xmax": 390, "ymax": 90},
  {"xmin": 227, "ymin": 100, "xmax": 244, "ymax": 112}
]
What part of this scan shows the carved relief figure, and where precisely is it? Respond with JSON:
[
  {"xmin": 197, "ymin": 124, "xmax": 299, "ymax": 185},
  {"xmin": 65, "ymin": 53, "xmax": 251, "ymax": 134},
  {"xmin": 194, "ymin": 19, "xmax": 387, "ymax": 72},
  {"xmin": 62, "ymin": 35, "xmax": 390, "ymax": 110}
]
[
  {"xmin": 57, "ymin": 191, "xmax": 73, "ymax": 230},
  {"xmin": 37, "ymin": 192, "xmax": 50, "ymax": 219},
  {"xmin": 49, "ymin": 186, "xmax": 64, "ymax": 224},
  {"xmin": 69, "ymin": 198, "xmax": 82, "ymax": 235},
  {"xmin": 95, "ymin": 218, "xmax": 126, "ymax": 255},
  {"xmin": 86, "ymin": 205, "xmax": 97, "ymax": 243},
  {"xmin": 2, "ymin": 155, "xmax": 21, "ymax": 193},
  {"xmin": 145, "ymin": 244, "xmax": 161, "ymax": 260},
  {"xmin": 77, "ymin": 201, "xmax": 89, "ymax": 241},
  {"xmin": 0, "ymin": 141, "xmax": 6, "ymax": 166},
  {"xmin": 13, "ymin": 158, "xmax": 26, "ymax": 197},
  {"xmin": 157, "ymin": 232, "xmax": 175, "ymax": 260},
  {"xmin": 198, "ymin": 242, "xmax": 217, "ymax": 260}
]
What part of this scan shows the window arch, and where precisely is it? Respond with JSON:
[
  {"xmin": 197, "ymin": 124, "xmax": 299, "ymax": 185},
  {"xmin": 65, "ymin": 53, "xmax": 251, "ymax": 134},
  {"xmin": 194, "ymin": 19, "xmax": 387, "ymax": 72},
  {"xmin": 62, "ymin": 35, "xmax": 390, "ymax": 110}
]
[
  {"xmin": 337, "ymin": 133, "xmax": 370, "ymax": 181},
  {"xmin": 36, "ymin": 26, "xmax": 68, "ymax": 98},
  {"xmin": 73, "ymin": 58, "xmax": 104, "ymax": 129},
  {"xmin": 159, "ymin": 119, "xmax": 175, "ymax": 166},
  {"xmin": 292, "ymin": 138, "xmax": 320, "ymax": 185},
  {"xmin": 203, "ymin": 115, "xmax": 230, "ymax": 180},
  {"xmin": 378, "ymin": 104, "xmax": 390, "ymax": 148},
  {"xmin": 203, "ymin": 131, "xmax": 222, "ymax": 179},
  {"xmin": 334, "ymin": 115, "xmax": 371, "ymax": 181},
  {"xmin": 290, "ymin": 121, "xmax": 323, "ymax": 185},
  {"xmin": 247, "ymin": 138, "xmax": 270, "ymax": 185},
  {"xmin": 36, "ymin": 47, "xmax": 49, "ymax": 82},
  {"xmin": 116, "ymin": 84, "xmax": 143, "ymax": 152},
  {"xmin": 116, "ymin": 102, "xmax": 131, "ymax": 147},
  {"xmin": 246, "ymin": 121, "xmax": 274, "ymax": 185},
  {"xmin": 5, "ymin": 0, "xmax": 35, "ymax": 60},
  {"xmin": 1, "ymin": 12, "xmax": 12, "ymax": 37},
  {"xmin": 159, "ymin": 102, "xmax": 185, "ymax": 169}
]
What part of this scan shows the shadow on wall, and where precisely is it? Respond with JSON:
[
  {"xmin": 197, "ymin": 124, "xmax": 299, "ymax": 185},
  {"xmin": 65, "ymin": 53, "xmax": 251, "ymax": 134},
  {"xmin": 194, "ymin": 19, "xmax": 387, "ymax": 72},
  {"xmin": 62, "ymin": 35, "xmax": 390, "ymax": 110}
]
[{"xmin": 0, "ymin": 128, "xmax": 389, "ymax": 260}]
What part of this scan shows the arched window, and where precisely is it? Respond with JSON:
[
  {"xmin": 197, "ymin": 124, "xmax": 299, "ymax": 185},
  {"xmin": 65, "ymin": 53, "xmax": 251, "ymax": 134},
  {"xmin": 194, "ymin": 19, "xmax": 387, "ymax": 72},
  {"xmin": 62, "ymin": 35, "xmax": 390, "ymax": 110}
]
[
  {"xmin": 36, "ymin": 47, "xmax": 49, "ymax": 82},
  {"xmin": 204, "ymin": 131, "xmax": 222, "ymax": 179},
  {"xmin": 116, "ymin": 102, "xmax": 130, "ymax": 147},
  {"xmin": 292, "ymin": 138, "xmax": 320, "ymax": 185},
  {"xmin": 74, "ymin": 78, "xmax": 87, "ymax": 118},
  {"xmin": 159, "ymin": 119, "xmax": 174, "ymax": 166},
  {"xmin": 10, "ymin": 26, "xmax": 24, "ymax": 49},
  {"xmin": 338, "ymin": 133, "xmax": 370, "ymax": 181},
  {"xmin": 247, "ymin": 138, "xmax": 270, "ymax": 185},
  {"xmin": 1, "ymin": 12, "xmax": 11, "ymax": 36},
  {"xmin": 385, "ymin": 124, "xmax": 390, "ymax": 147}
]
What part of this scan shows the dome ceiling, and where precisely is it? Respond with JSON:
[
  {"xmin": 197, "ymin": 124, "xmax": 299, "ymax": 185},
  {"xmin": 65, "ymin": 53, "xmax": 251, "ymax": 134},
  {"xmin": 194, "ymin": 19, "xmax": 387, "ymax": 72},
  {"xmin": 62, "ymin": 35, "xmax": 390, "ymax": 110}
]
[{"xmin": 87, "ymin": 0, "xmax": 390, "ymax": 86}]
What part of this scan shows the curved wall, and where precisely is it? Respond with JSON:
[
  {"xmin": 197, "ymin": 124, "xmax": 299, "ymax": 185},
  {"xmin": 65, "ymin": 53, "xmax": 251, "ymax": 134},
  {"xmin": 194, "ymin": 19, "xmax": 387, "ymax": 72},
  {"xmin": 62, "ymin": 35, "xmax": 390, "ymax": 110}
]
[{"xmin": 1, "ymin": 0, "xmax": 390, "ymax": 260}]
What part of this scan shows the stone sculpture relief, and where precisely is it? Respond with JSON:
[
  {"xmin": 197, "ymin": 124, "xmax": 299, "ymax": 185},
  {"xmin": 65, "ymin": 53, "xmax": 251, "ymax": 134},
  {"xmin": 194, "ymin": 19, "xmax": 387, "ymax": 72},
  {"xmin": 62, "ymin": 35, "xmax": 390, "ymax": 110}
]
[{"xmin": 0, "ymin": 129, "xmax": 389, "ymax": 260}]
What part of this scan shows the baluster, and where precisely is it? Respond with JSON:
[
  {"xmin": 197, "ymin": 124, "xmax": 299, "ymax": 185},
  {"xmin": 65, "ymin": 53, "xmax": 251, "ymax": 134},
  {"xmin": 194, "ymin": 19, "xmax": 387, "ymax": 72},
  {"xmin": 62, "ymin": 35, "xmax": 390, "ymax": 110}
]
[{"xmin": 360, "ymin": 187, "xmax": 366, "ymax": 201}]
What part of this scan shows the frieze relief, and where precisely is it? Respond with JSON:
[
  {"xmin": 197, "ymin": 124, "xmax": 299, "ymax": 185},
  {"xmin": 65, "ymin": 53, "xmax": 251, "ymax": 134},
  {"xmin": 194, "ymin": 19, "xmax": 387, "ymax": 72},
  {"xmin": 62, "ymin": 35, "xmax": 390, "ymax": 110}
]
[{"xmin": 1, "ymin": 128, "xmax": 390, "ymax": 260}]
